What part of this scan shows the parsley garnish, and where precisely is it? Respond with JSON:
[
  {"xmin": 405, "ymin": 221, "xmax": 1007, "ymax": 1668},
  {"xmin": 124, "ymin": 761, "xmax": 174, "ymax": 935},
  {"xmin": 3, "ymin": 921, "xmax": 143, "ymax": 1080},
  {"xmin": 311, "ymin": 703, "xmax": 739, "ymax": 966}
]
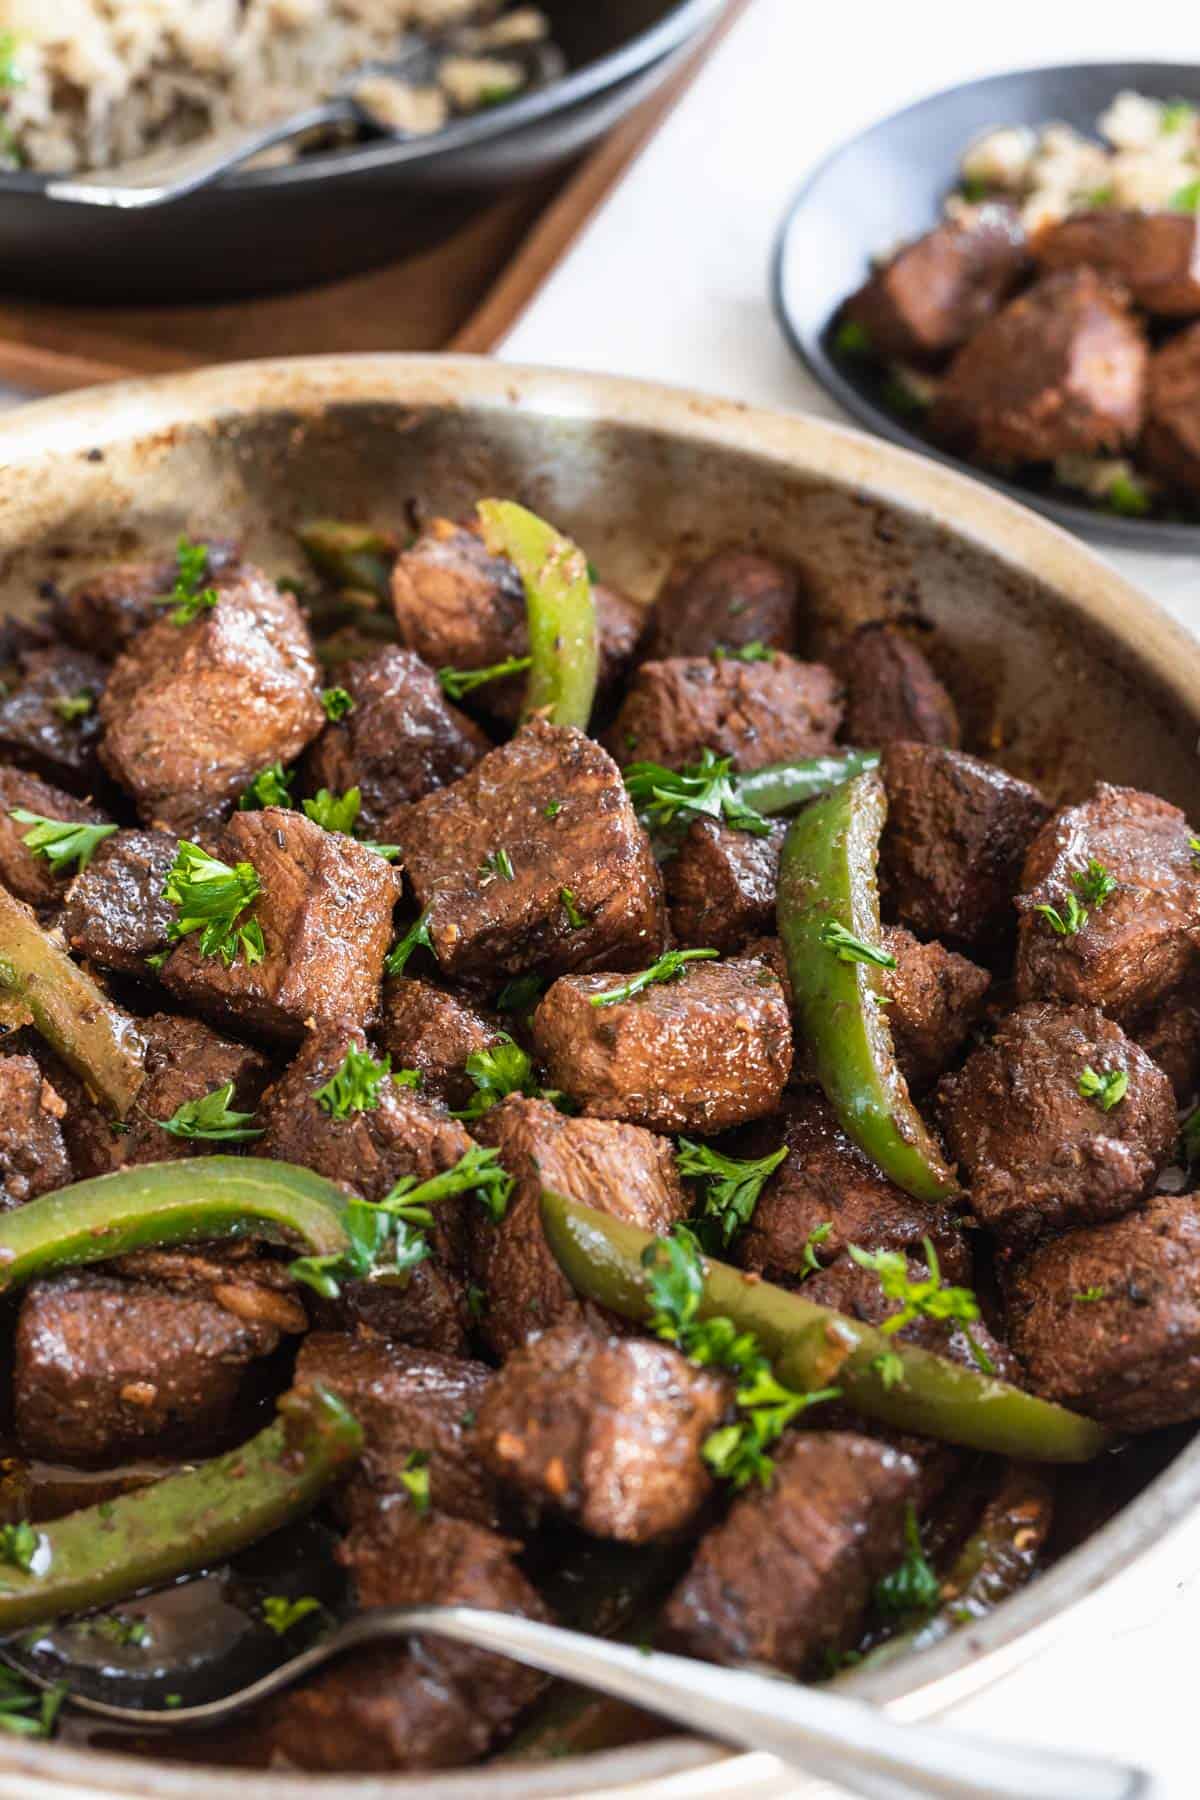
[
  {"xmin": 0, "ymin": 1666, "xmax": 65, "ymax": 1740},
  {"xmin": 400, "ymin": 1451, "xmax": 431, "ymax": 1514},
  {"xmin": 1162, "ymin": 99, "xmax": 1195, "ymax": 133},
  {"xmin": 800, "ymin": 1220, "xmax": 834, "ymax": 1279},
  {"xmin": 1034, "ymin": 891, "xmax": 1088, "ymax": 936},
  {"xmin": 454, "ymin": 1035, "xmax": 538, "ymax": 1122},
  {"xmin": 313, "ymin": 1045, "xmax": 396, "ymax": 1119},
  {"xmin": 713, "ymin": 641, "xmax": 775, "ymax": 663},
  {"xmin": 11, "ymin": 810, "xmax": 116, "ymax": 876},
  {"xmin": 544, "ymin": 801, "xmax": 562, "ymax": 819},
  {"xmin": 320, "ymin": 686, "xmax": 355, "ymax": 721},
  {"xmin": 1189, "ymin": 835, "xmax": 1200, "ymax": 869},
  {"xmin": 73, "ymin": 1611, "xmax": 151, "ymax": 1648},
  {"xmin": 478, "ymin": 847, "xmax": 515, "ymax": 883},
  {"xmin": 834, "ymin": 317, "xmax": 872, "ymax": 356},
  {"xmin": 1071, "ymin": 860, "xmax": 1117, "ymax": 908},
  {"xmin": 1172, "ymin": 180, "xmax": 1200, "ymax": 212},
  {"xmin": 157, "ymin": 1080, "xmax": 263, "ymax": 1142},
  {"xmin": 624, "ymin": 748, "xmax": 771, "ymax": 838},
  {"xmin": 163, "ymin": 840, "xmax": 265, "ymax": 968},
  {"xmin": 0, "ymin": 1521, "xmax": 38, "ymax": 1572},
  {"xmin": 871, "ymin": 1350, "xmax": 905, "ymax": 1390},
  {"xmin": 497, "ymin": 972, "xmax": 543, "ymax": 1013},
  {"xmin": 303, "ymin": 786, "xmax": 361, "ymax": 835},
  {"xmin": 261, "ymin": 1595, "xmax": 322, "ymax": 1637},
  {"xmin": 874, "ymin": 1504, "xmax": 939, "ymax": 1619},
  {"xmin": 51, "ymin": 692, "xmax": 93, "ymax": 723},
  {"xmin": 1105, "ymin": 472, "xmax": 1151, "ymax": 518},
  {"xmin": 848, "ymin": 1236, "xmax": 993, "ymax": 1373},
  {"xmin": 819, "ymin": 920, "xmax": 897, "ymax": 969},
  {"xmin": 590, "ymin": 947, "xmax": 718, "ymax": 1008},
  {"xmin": 384, "ymin": 907, "xmax": 434, "ymax": 978},
  {"xmin": 239, "ymin": 762, "xmax": 294, "ymax": 811},
  {"xmin": 1073, "ymin": 1286, "xmax": 1108, "ymax": 1305},
  {"xmin": 559, "ymin": 886, "xmax": 585, "ymax": 929},
  {"xmin": 676, "ymin": 1138, "xmax": 786, "ymax": 1249},
  {"xmin": 1078, "ymin": 1064, "xmax": 1128, "ymax": 1112},
  {"xmin": 157, "ymin": 535, "xmax": 218, "ymax": 625},
  {"xmin": 438, "ymin": 655, "xmax": 532, "ymax": 700}
]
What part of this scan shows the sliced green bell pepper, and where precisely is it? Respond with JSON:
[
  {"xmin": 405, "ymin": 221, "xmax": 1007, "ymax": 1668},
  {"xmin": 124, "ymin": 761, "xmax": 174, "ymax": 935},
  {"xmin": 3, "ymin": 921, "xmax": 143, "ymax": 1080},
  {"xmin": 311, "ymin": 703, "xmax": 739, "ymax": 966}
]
[
  {"xmin": 736, "ymin": 748, "xmax": 880, "ymax": 817},
  {"xmin": 477, "ymin": 499, "xmax": 598, "ymax": 731}
]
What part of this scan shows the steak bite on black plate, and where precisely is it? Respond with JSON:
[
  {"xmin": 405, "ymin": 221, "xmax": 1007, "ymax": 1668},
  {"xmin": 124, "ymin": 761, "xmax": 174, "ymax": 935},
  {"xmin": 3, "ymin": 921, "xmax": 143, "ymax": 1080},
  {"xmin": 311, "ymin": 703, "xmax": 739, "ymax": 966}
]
[
  {"xmin": 62, "ymin": 826, "xmax": 178, "ymax": 975},
  {"xmin": 938, "ymin": 1000, "xmax": 1177, "ymax": 1247},
  {"xmin": 665, "ymin": 816, "xmax": 785, "ymax": 954},
  {"xmin": 532, "ymin": 956, "xmax": 793, "ymax": 1134},
  {"xmin": 390, "ymin": 719, "xmax": 665, "ymax": 987},
  {"xmin": 472, "ymin": 1322, "xmax": 728, "ymax": 1545},
  {"xmin": 1015, "ymin": 782, "xmax": 1200, "ymax": 1023},
  {"xmin": 841, "ymin": 208, "xmax": 1031, "ymax": 364},
  {"xmin": 1033, "ymin": 210, "xmax": 1200, "ymax": 319},
  {"xmin": 645, "ymin": 549, "xmax": 802, "ymax": 660},
  {"xmin": 607, "ymin": 651, "xmax": 842, "ymax": 772},
  {"xmin": 834, "ymin": 622, "xmax": 960, "ymax": 750}
]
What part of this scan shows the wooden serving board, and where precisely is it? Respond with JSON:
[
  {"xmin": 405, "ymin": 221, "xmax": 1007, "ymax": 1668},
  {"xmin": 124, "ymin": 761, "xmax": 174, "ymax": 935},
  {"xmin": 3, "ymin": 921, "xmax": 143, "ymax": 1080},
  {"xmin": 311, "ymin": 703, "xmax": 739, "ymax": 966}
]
[{"xmin": 0, "ymin": 4, "xmax": 743, "ymax": 394}]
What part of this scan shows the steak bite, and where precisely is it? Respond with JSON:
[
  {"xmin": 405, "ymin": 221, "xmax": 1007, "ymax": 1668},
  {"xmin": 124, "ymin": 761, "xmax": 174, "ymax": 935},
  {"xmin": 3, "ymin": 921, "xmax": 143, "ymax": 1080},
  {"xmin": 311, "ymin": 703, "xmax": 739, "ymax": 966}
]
[
  {"xmin": 0, "ymin": 766, "xmax": 109, "ymax": 910},
  {"xmin": 471, "ymin": 1096, "xmax": 687, "ymax": 1359},
  {"xmin": 881, "ymin": 742, "xmax": 1051, "ymax": 952},
  {"xmin": 1133, "ymin": 985, "xmax": 1200, "ymax": 1102},
  {"xmin": 14, "ymin": 1272, "xmax": 289, "ymax": 1464},
  {"xmin": 880, "ymin": 924, "xmax": 991, "ymax": 1091},
  {"xmin": 0, "ymin": 647, "xmax": 107, "ymax": 792},
  {"xmin": 532, "ymin": 957, "xmax": 793, "ymax": 1134},
  {"xmin": 62, "ymin": 827, "xmax": 178, "ymax": 974},
  {"xmin": 931, "ymin": 270, "xmax": 1148, "ymax": 463},
  {"xmin": 799, "ymin": 1254, "xmax": 1017, "ymax": 1383},
  {"xmin": 1006, "ymin": 1196, "xmax": 1200, "ymax": 1431},
  {"xmin": 665, "ymin": 817, "xmax": 785, "ymax": 953},
  {"xmin": 834, "ymin": 623, "xmax": 960, "ymax": 750},
  {"xmin": 391, "ymin": 720, "xmax": 665, "ymax": 987},
  {"xmin": 1142, "ymin": 321, "xmax": 1200, "ymax": 499},
  {"xmin": 842, "ymin": 209, "xmax": 1031, "ymax": 362},
  {"xmin": 377, "ymin": 977, "xmax": 505, "ymax": 1110},
  {"xmin": 98, "ymin": 565, "xmax": 324, "ymax": 834},
  {"xmin": 52, "ymin": 542, "xmax": 238, "ymax": 653},
  {"xmin": 472, "ymin": 1323, "xmax": 727, "ymax": 1543},
  {"xmin": 295, "ymin": 1333, "xmax": 499, "ymax": 1529},
  {"xmin": 607, "ymin": 653, "xmax": 843, "ymax": 773},
  {"xmin": 1014, "ymin": 783, "xmax": 1200, "ymax": 1023},
  {"xmin": 302, "ymin": 647, "xmax": 490, "ymax": 833},
  {"xmin": 1034, "ymin": 210, "xmax": 1200, "ymax": 318},
  {"xmin": 938, "ymin": 1001, "xmax": 1177, "ymax": 1246},
  {"xmin": 160, "ymin": 808, "xmax": 401, "ymax": 1043},
  {"xmin": 646, "ymin": 550, "xmax": 802, "ymax": 660},
  {"xmin": 661, "ymin": 1432, "xmax": 920, "ymax": 1674},
  {"xmin": 0, "ymin": 1055, "xmax": 71, "ymax": 1208}
]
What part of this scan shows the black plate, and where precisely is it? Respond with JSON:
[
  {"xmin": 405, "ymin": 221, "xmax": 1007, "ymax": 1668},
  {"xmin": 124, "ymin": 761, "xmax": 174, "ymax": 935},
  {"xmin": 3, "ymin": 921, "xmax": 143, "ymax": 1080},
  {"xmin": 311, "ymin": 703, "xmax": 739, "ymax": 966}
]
[
  {"xmin": 772, "ymin": 60, "xmax": 1200, "ymax": 551},
  {"xmin": 1, "ymin": 0, "xmax": 724, "ymax": 303}
]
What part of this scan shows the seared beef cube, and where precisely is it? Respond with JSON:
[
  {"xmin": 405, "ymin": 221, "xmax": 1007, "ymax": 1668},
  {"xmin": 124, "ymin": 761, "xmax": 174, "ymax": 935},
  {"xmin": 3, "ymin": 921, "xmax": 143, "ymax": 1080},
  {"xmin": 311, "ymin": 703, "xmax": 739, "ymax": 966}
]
[
  {"xmin": 324, "ymin": 1262, "xmax": 471, "ymax": 1360},
  {"xmin": 835, "ymin": 623, "xmax": 960, "ymax": 750},
  {"xmin": 881, "ymin": 742, "xmax": 1050, "ymax": 952},
  {"xmin": 52, "ymin": 543, "xmax": 238, "ymax": 653},
  {"xmin": 647, "ymin": 550, "xmax": 801, "ymax": 660},
  {"xmin": 532, "ymin": 957, "xmax": 793, "ymax": 1133},
  {"xmin": 1134, "ymin": 985, "xmax": 1200, "ymax": 1101},
  {"xmin": 392, "ymin": 720, "xmax": 665, "ymax": 986},
  {"xmin": 378, "ymin": 976, "xmax": 504, "ymax": 1109},
  {"xmin": 0, "ymin": 766, "xmax": 109, "ymax": 910},
  {"xmin": 1035, "ymin": 210, "xmax": 1200, "ymax": 318},
  {"xmin": 734, "ymin": 1089, "xmax": 969, "ymax": 1284},
  {"xmin": 665, "ymin": 817, "xmax": 784, "ymax": 953},
  {"xmin": 0, "ymin": 1055, "xmax": 71, "ymax": 1208},
  {"xmin": 302, "ymin": 647, "xmax": 489, "ymax": 832},
  {"xmin": 801, "ymin": 1254, "xmax": 1017, "ymax": 1382},
  {"xmin": 938, "ymin": 1001, "xmax": 1177, "ymax": 1246},
  {"xmin": 473, "ymin": 1323, "xmax": 727, "ymax": 1543},
  {"xmin": 296, "ymin": 1333, "xmax": 499, "ymax": 1528},
  {"xmin": 0, "ymin": 647, "xmax": 107, "ymax": 792},
  {"xmin": 161, "ymin": 808, "xmax": 401, "ymax": 1042},
  {"xmin": 391, "ymin": 518, "xmax": 640, "ymax": 722},
  {"xmin": 1015, "ymin": 782, "xmax": 1200, "ymax": 1023},
  {"xmin": 608, "ymin": 653, "xmax": 842, "ymax": 772},
  {"xmin": 261, "ymin": 1505, "xmax": 549, "ymax": 1773},
  {"xmin": 109, "ymin": 1246, "xmax": 307, "ymax": 1335},
  {"xmin": 1142, "ymin": 322, "xmax": 1200, "ymax": 499},
  {"xmin": 99, "ymin": 566, "xmax": 323, "ymax": 833},
  {"xmin": 471, "ymin": 1097, "xmax": 687, "ymax": 1358},
  {"xmin": 62, "ymin": 828, "xmax": 178, "ymax": 974},
  {"xmin": 1006, "ymin": 1196, "xmax": 1200, "ymax": 1431},
  {"xmin": 842, "ymin": 209, "xmax": 1030, "ymax": 362},
  {"xmin": 14, "ymin": 1273, "xmax": 286, "ymax": 1464},
  {"xmin": 880, "ymin": 924, "xmax": 991, "ymax": 1090},
  {"xmin": 662, "ymin": 1432, "xmax": 919, "ymax": 1674},
  {"xmin": 931, "ymin": 270, "xmax": 1148, "ymax": 463}
]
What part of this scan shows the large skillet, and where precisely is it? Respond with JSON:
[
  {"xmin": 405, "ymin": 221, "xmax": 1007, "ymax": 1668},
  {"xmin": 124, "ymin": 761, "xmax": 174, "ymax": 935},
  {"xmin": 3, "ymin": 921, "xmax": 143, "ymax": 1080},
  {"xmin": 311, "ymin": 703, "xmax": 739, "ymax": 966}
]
[{"xmin": 0, "ymin": 355, "xmax": 1196, "ymax": 1798}]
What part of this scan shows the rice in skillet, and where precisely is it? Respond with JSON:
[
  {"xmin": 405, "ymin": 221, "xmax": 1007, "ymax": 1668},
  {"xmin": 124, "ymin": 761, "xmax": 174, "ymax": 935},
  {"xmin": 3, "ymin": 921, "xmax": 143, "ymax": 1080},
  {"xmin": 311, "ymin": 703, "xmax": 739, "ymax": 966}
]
[{"xmin": 0, "ymin": 0, "xmax": 549, "ymax": 174}]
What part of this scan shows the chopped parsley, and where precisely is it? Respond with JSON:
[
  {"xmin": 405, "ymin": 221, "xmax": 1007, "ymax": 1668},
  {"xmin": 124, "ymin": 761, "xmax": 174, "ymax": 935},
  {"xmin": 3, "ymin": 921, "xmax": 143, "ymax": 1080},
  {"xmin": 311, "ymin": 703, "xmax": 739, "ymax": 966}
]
[
  {"xmin": 1033, "ymin": 890, "xmax": 1088, "ymax": 937},
  {"xmin": 400, "ymin": 1451, "xmax": 431, "ymax": 1515},
  {"xmin": 320, "ymin": 686, "xmax": 355, "ymax": 721},
  {"xmin": 1078, "ymin": 1064, "xmax": 1128, "ymax": 1113},
  {"xmin": 313, "ymin": 1045, "xmax": 397, "ymax": 1119},
  {"xmin": 157, "ymin": 1080, "xmax": 263, "ymax": 1142},
  {"xmin": 303, "ymin": 786, "xmax": 361, "ymax": 835},
  {"xmin": 157, "ymin": 534, "xmax": 218, "ymax": 625},
  {"xmin": 590, "ymin": 947, "xmax": 718, "ymax": 1008},
  {"xmin": 0, "ymin": 1665, "xmax": 65, "ymax": 1740},
  {"xmin": 1190, "ymin": 834, "xmax": 1200, "ymax": 869},
  {"xmin": 874, "ymin": 1504, "xmax": 940, "ymax": 1620},
  {"xmin": 163, "ymin": 840, "xmax": 264, "ymax": 968},
  {"xmin": 559, "ymin": 886, "xmax": 585, "ymax": 929},
  {"xmin": 871, "ymin": 1350, "xmax": 905, "ymax": 1390},
  {"xmin": 1171, "ymin": 179, "xmax": 1200, "ymax": 212},
  {"xmin": 261, "ymin": 1595, "xmax": 322, "ymax": 1637},
  {"xmin": 239, "ymin": 761, "xmax": 295, "ymax": 811},
  {"xmin": 1162, "ymin": 99, "xmax": 1195, "ymax": 133},
  {"xmin": 833, "ymin": 317, "xmax": 873, "ymax": 356},
  {"xmin": 478, "ymin": 847, "xmax": 515, "ymax": 884},
  {"xmin": 0, "ymin": 1521, "xmax": 38, "ymax": 1573},
  {"xmin": 453, "ymin": 1035, "xmax": 538, "ymax": 1121},
  {"xmin": 713, "ymin": 641, "xmax": 775, "ymax": 663},
  {"xmin": 800, "ymin": 1220, "xmax": 834, "ymax": 1280},
  {"xmin": 624, "ymin": 748, "xmax": 771, "ymax": 838},
  {"xmin": 384, "ymin": 907, "xmax": 434, "ymax": 978},
  {"xmin": 1105, "ymin": 472, "xmax": 1151, "ymax": 518},
  {"xmin": 437, "ymin": 655, "xmax": 531, "ymax": 700},
  {"xmin": 848, "ymin": 1236, "xmax": 993, "ymax": 1373},
  {"xmin": 51, "ymin": 692, "xmax": 93, "ymax": 723},
  {"xmin": 676, "ymin": 1137, "xmax": 787, "ymax": 1249},
  {"xmin": 11, "ymin": 810, "xmax": 117, "ymax": 876},
  {"xmin": 1070, "ymin": 860, "xmax": 1117, "ymax": 909},
  {"xmin": 73, "ymin": 1611, "xmax": 151, "ymax": 1649},
  {"xmin": 819, "ymin": 919, "xmax": 897, "ymax": 969},
  {"xmin": 1073, "ymin": 1286, "xmax": 1108, "ymax": 1305},
  {"xmin": 544, "ymin": 801, "xmax": 562, "ymax": 819}
]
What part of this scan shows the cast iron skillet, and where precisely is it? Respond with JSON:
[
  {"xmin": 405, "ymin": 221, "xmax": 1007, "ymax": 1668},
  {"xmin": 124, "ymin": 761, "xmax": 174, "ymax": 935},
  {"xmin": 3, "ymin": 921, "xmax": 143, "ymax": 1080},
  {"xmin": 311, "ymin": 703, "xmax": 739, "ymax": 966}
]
[
  {"xmin": 0, "ymin": 0, "xmax": 724, "ymax": 304},
  {"xmin": 771, "ymin": 61, "xmax": 1200, "ymax": 552}
]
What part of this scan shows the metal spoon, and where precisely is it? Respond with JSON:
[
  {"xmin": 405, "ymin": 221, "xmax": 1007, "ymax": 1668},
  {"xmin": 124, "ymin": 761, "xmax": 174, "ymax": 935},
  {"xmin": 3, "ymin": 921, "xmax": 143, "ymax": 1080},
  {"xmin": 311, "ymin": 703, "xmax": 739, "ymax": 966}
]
[{"xmin": 14, "ymin": 1604, "xmax": 1147, "ymax": 1800}]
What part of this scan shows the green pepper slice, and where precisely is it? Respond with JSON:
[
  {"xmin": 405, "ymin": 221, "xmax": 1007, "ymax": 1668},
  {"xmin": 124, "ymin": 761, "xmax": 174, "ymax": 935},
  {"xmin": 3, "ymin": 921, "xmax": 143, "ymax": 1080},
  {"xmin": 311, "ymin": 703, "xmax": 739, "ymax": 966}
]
[
  {"xmin": 735, "ymin": 748, "xmax": 881, "ymax": 817},
  {"xmin": 0, "ymin": 1386, "xmax": 361, "ymax": 1631},
  {"xmin": 777, "ymin": 769, "xmax": 958, "ymax": 1203},
  {"xmin": 540, "ymin": 1192, "xmax": 1109, "ymax": 1463},
  {"xmin": 0, "ymin": 1159, "xmax": 351, "ymax": 1297},
  {"xmin": 0, "ymin": 888, "xmax": 145, "ymax": 1117},
  {"xmin": 297, "ymin": 520, "xmax": 396, "ymax": 601},
  {"xmin": 477, "ymin": 499, "xmax": 598, "ymax": 731}
]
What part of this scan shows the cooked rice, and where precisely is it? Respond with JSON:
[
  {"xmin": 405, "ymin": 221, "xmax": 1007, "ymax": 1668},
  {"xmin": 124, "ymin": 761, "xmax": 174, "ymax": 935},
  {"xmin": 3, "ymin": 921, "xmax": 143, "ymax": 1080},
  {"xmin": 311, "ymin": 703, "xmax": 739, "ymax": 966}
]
[{"xmin": 0, "ymin": 0, "xmax": 549, "ymax": 174}]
